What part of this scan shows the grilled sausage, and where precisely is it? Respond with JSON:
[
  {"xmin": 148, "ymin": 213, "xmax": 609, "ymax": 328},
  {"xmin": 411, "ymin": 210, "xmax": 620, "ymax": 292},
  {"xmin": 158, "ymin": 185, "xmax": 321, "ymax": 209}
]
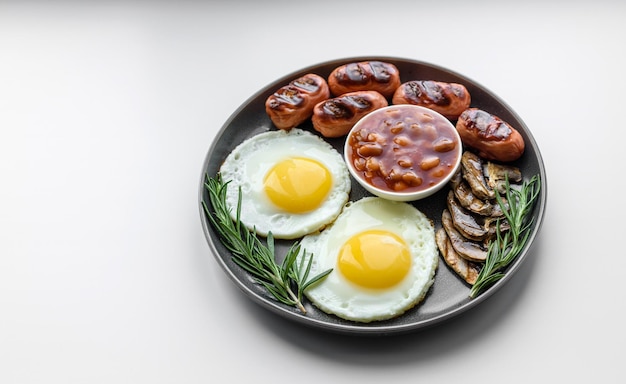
[
  {"xmin": 328, "ymin": 61, "xmax": 400, "ymax": 98},
  {"xmin": 265, "ymin": 73, "xmax": 330, "ymax": 130},
  {"xmin": 456, "ymin": 108, "xmax": 525, "ymax": 162},
  {"xmin": 392, "ymin": 80, "xmax": 471, "ymax": 120},
  {"xmin": 311, "ymin": 91, "xmax": 388, "ymax": 138}
]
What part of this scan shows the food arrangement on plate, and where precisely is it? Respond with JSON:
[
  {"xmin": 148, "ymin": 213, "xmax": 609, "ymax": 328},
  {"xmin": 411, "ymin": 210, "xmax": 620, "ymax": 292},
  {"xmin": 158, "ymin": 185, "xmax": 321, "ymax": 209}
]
[{"xmin": 199, "ymin": 57, "xmax": 545, "ymax": 333}]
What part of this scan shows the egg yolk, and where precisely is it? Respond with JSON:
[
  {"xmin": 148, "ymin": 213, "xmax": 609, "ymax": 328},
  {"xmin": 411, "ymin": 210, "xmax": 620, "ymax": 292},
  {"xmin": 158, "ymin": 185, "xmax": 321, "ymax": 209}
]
[
  {"xmin": 337, "ymin": 229, "xmax": 411, "ymax": 289},
  {"xmin": 263, "ymin": 157, "xmax": 332, "ymax": 213}
]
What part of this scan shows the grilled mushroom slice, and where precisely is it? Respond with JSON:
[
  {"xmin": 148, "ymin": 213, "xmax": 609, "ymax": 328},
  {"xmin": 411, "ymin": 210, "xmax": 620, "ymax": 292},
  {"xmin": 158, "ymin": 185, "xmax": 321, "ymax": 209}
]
[
  {"xmin": 441, "ymin": 209, "xmax": 488, "ymax": 262},
  {"xmin": 486, "ymin": 161, "xmax": 522, "ymax": 194},
  {"xmin": 449, "ymin": 169, "xmax": 463, "ymax": 189},
  {"xmin": 436, "ymin": 228, "xmax": 480, "ymax": 285},
  {"xmin": 446, "ymin": 191, "xmax": 489, "ymax": 241},
  {"xmin": 461, "ymin": 151, "xmax": 495, "ymax": 200},
  {"xmin": 484, "ymin": 216, "xmax": 511, "ymax": 239},
  {"xmin": 490, "ymin": 197, "xmax": 507, "ymax": 218},
  {"xmin": 453, "ymin": 178, "xmax": 494, "ymax": 216}
]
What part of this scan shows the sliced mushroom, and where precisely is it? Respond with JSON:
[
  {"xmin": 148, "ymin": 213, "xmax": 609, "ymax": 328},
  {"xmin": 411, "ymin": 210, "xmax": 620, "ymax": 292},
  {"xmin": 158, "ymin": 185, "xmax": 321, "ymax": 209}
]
[
  {"xmin": 453, "ymin": 179, "xmax": 494, "ymax": 216},
  {"xmin": 484, "ymin": 216, "xmax": 510, "ymax": 239},
  {"xmin": 461, "ymin": 151, "xmax": 495, "ymax": 200},
  {"xmin": 449, "ymin": 169, "xmax": 463, "ymax": 189},
  {"xmin": 489, "ymin": 197, "xmax": 507, "ymax": 218},
  {"xmin": 486, "ymin": 161, "xmax": 522, "ymax": 194},
  {"xmin": 441, "ymin": 209, "xmax": 488, "ymax": 262},
  {"xmin": 436, "ymin": 228, "xmax": 480, "ymax": 285},
  {"xmin": 446, "ymin": 191, "xmax": 489, "ymax": 241}
]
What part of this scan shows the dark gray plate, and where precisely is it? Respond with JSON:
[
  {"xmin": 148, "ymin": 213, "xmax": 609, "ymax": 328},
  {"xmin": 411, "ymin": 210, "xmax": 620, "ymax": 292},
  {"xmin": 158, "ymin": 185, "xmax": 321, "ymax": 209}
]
[{"xmin": 198, "ymin": 56, "xmax": 547, "ymax": 335}]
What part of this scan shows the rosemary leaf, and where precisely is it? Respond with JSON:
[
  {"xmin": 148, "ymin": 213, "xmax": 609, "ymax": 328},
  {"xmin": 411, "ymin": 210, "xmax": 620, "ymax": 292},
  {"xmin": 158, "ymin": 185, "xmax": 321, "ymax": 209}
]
[
  {"xmin": 202, "ymin": 173, "xmax": 332, "ymax": 313},
  {"xmin": 469, "ymin": 174, "xmax": 541, "ymax": 298}
]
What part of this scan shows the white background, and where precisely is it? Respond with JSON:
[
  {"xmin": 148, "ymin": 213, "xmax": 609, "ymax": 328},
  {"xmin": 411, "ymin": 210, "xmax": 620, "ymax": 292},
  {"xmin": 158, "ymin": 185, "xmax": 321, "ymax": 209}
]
[{"xmin": 1, "ymin": 1, "xmax": 624, "ymax": 383}]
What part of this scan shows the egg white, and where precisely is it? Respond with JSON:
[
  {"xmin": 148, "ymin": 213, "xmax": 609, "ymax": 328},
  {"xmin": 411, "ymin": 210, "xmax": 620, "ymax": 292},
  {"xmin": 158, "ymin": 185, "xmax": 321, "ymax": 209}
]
[
  {"xmin": 218, "ymin": 128, "xmax": 351, "ymax": 240},
  {"xmin": 297, "ymin": 197, "xmax": 439, "ymax": 323}
]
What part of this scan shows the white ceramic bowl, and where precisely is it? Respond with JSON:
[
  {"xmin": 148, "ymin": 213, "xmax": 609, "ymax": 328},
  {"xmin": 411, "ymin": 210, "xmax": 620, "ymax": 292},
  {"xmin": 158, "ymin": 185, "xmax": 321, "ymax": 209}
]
[{"xmin": 344, "ymin": 104, "xmax": 463, "ymax": 202}]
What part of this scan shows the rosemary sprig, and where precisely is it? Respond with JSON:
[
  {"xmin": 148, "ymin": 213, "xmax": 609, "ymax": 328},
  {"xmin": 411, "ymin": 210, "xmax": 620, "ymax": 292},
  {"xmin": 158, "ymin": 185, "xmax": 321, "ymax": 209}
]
[
  {"xmin": 201, "ymin": 173, "xmax": 332, "ymax": 313},
  {"xmin": 469, "ymin": 174, "xmax": 541, "ymax": 298}
]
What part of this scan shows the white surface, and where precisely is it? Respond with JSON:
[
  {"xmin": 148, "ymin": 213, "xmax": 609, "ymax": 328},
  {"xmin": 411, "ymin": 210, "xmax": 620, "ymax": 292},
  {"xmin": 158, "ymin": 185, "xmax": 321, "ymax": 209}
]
[{"xmin": 1, "ymin": 1, "xmax": 623, "ymax": 383}]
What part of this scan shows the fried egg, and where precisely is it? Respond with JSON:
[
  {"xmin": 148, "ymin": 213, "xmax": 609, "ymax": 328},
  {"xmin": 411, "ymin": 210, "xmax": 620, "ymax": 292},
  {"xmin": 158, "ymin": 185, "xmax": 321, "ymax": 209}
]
[
  {"xmin": 218, "ymin": 128, "xmax": 351, "ymax": 240},
  {"xmin": 297, "ymin": 197, "xmax": 438, "ymax": 322}
]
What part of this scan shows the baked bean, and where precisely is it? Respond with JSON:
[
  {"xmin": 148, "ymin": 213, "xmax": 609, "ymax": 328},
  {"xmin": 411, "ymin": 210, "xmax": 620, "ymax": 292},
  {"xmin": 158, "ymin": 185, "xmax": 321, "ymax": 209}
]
[
  {"xmin": 420, "ymin": 156, "xmax": 440, "ymax": 171},
  {"xmin": 398, "ymin": 157, "xmax": 413, "ymax": 168},
  {"xmin": 357, "ymin": 142, "xmax": 383, "ymax": 157},
  {"xmin": 393, "ymin": 135, "xmax": 411, "ymax": 146},
  {"xmin": 389, "ymin": 167, "xmax": 402, "ymax": 182},
  {"xmin": 365, "ymin": 157, "xmax": 380, "ymax": 172},
  {"xmin": 367, "ymin": 132, "xmax": 384, "ymax": 143},
  {"xmin": 390, "ymin": 122, "xmax": 405, "ymax": 134},
  {"xmin": 420, "ymin": 113, "xmax": 434, "ymax": 122},
  {"xmin": 402, "ymin": 172, "xmax": 422, "ymax": 187},
  {"xmin": 354, "ymin": 157, "xmax": 366, "ymax": 171},
  {"xmin": 433, "ymin": 137, "xmax": 457, "ymax": 152},
  {"xmin": 431, "ymin": 168, "xmax": 445, "ymax": 178}
]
